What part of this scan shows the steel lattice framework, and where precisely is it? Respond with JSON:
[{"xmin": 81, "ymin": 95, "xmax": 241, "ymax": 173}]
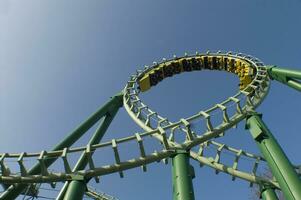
[{"xmin": 0, "ymin": 51, "xmax": 301, "ymax": 200}]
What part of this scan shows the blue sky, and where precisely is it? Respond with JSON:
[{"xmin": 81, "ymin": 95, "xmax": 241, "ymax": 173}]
[{"xmin": 1, "ymin": 1, "xmax": 301, "ymax": 199}]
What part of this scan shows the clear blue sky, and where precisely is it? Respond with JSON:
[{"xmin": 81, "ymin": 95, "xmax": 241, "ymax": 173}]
[{"xmin": 1, "ymin": 1, "xmax": 301, "ymax": 199}]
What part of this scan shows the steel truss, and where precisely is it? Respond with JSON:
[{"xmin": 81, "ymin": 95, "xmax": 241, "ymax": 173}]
[{"xmin": 1, "ymin": 51, "xmax": 301, "ymax": 200}]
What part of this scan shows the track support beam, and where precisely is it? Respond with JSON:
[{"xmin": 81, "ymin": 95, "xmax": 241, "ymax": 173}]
[
  {"xmin": 62, "ymin": 105, "xmax": 121, "ymax": 200},
  {"xmin": 172, "ymin": 150, "xmax": 195, "ymax": 200},
  {"xmin": 246, "ymin": 112, "xmax": 301, "ymax": 200},
  {"xmin": 60, "ymin": 93, "xmax": 123, "ymax": 200},
  {"xmin": 63, "ymin": 180, "xmax": 86, "ymax": 200},
  {"xmin": 267, "ymin": 66, "xmax": 301, "ymax": 92},
  {"xmin": 0, "ymin": 92, "xmax": 123, "ymax": 200}
]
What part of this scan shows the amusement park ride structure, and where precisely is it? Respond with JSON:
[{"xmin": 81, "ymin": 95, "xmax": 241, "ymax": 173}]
[{"xmin": 0, "ymin": 51, "xmax": 301, "ymax": 200}]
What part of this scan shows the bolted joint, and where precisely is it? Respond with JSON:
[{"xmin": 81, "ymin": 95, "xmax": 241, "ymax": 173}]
[
  {"xmin": 70, "ymin": 174, "xmax": 86, "ymax": 182},
  {"xmin": 246, "ymin": 111, "xmax": 262, "ymax": 120},
  {"xmin": 265, "ymin": 65, "xmax": 276, "ymax": 78},
  {"xmin": 245, "ymin": 112, "xmax": 268, "ymax": 142},
  {"xmin": 245, "ymin": 111, "xmax": 262, "ymax": 130},
  {"xmin": 265, "ymin": 65, "xmax": 278, "ymax": 81},
  {"xmin": 110, "ymin": 92, "xmax": 124, "ymax": 107},
  {"xmin": 259, "ymin": 182, "xmax": 277, "ymax": 191},
  {"xmin": 106, "ymin": 92, "xmax": 124, "ymax": 115},
  {"xmin": 172, "ymin": 149, "xmax": 189, "ymax": 157},
  {"xmin": 266, "ymin": 65, "xmax": 291, "ymax": 84},
  {"xmin": 266, "ymin": 66, "xmax": 301, "ymax": 92}
]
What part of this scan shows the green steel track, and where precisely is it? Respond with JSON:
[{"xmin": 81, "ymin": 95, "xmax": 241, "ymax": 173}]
[{"xmin": 0, "ymin": 51, "xmax": 301, "ymax": 200}]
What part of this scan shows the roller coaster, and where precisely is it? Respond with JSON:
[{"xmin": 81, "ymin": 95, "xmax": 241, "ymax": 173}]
[{"xmin": 1, "ymin": 51, "xmax": 301, "ymax": 200}]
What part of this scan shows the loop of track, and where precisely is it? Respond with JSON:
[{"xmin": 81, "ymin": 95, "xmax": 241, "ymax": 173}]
[
  {"xmin": 1, "ymin": 51, "xmax": 300, "ymax": 199},
  {"xmin": 124, "ymin": 51, "xmax": 270, "ymax": 149}
]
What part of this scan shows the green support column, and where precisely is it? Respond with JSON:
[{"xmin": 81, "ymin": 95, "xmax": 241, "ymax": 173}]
[
  {"xmin": 246, "ymin": 112, "xmax": 301, "ymax": 200},
  {"xmin": 0, "ymin": 93, "xmax": 123, "ymax": 200},
  {"xmin": 267, "ymin": 66, "xmax": 301, "ymax": 92},
  {"xmin": 261, "ymin": 185, "xmax": 279, "ymax": 200},
  {"xmin": 63, "ymin": 180, "xmax": 86, "ymax": 200},
  {"xmin": 62, "ymin": 103, "xmax": 121, "ymax": 200},
  {"xmin": 172, "ymin": 150, "xmax": 195, "ymax": 200}
]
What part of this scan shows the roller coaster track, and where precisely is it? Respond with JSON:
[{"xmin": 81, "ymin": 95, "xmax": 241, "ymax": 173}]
[{"xmin": 1, "ymin": 51, "xmax": 301, "ymax": 199}]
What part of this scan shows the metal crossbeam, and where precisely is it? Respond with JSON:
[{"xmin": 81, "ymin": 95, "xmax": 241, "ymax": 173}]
[{"xmin": 1, "ymin": 51, "xmax": 301, "ymax": 200}]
